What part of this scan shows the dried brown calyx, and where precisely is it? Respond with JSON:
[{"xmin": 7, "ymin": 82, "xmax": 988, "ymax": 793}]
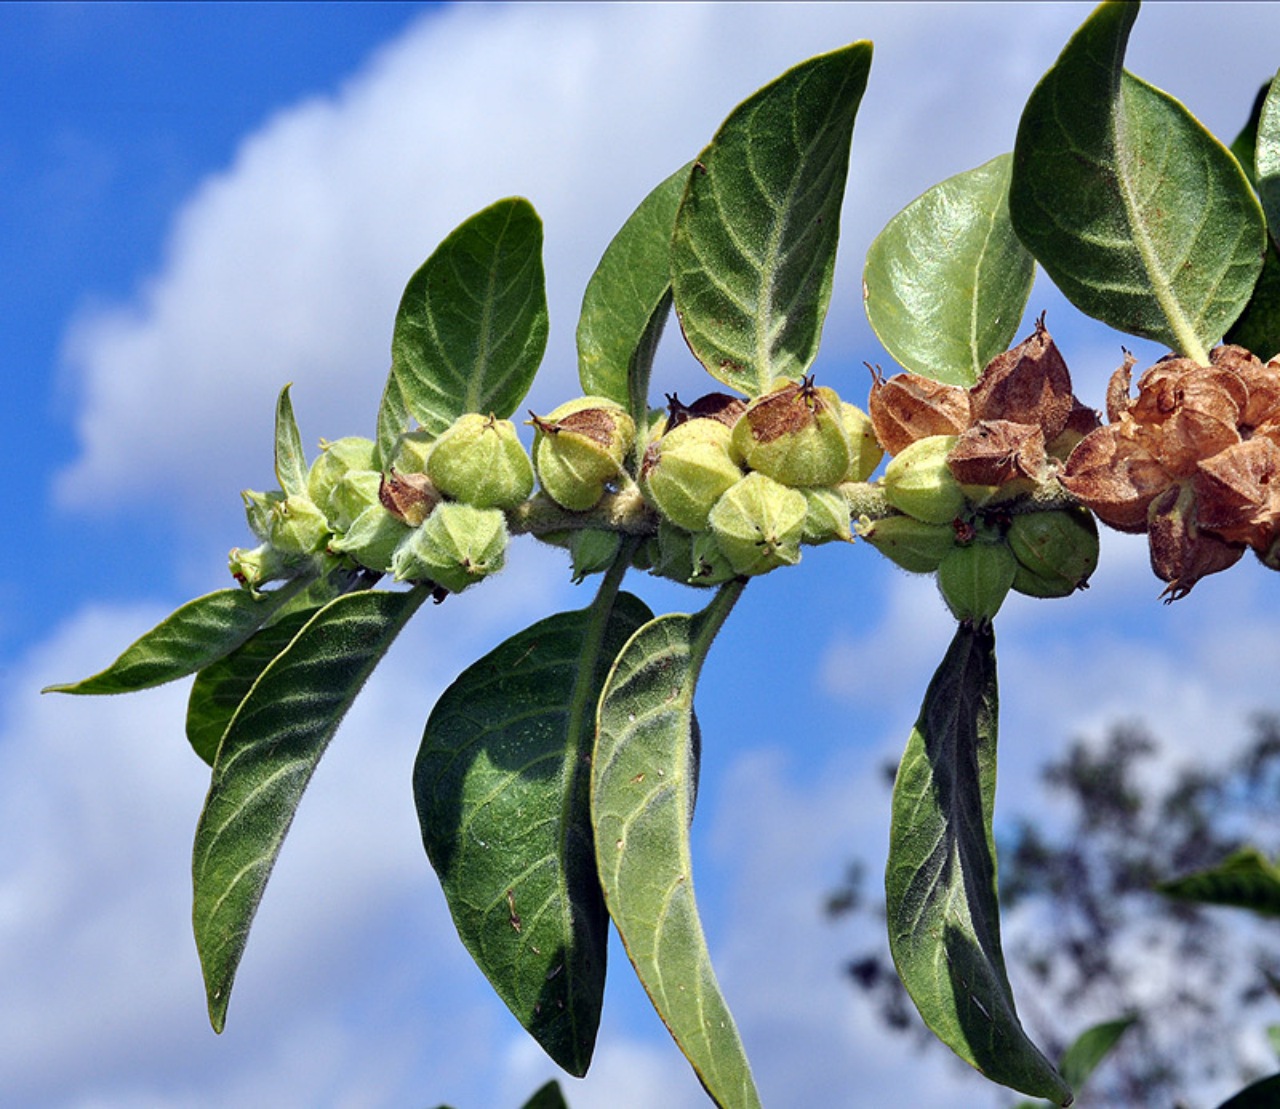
[
  {"xmin": 869, "ymin": 316, "xmax": 1096, "ymax": 493},
  {"xmin": 1062, "ymin": 343, "xmax": 1280, "ymax": 598},
  {"xmin": 664, "ymin": 391, "xmax": 746, "ymax": 432},
  {"xmin": 868, "ymin": 369, "xmax": 969, "ymax": 457}
]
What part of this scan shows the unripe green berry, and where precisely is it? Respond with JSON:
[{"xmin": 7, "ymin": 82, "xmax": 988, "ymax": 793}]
[
  {"xmin": 801, "ymin": 487, "xmax": 853, "ymax": 544},
  {"xmin": 882, "ymin": 434, "xmax": 967, "ymax": 525},
  {"xmin": 307, "ymin": 437, "xmax": 378, "ymax": 519},
  {"xmin": 387, "ymin": 429, "xmax": 433, "ymax": 474},
  {"xmin": 390, "ymin": 502, "xmax": 507, "ymax": 594},
  {"xmin": 641, "ymin": 418, "xmax": 743, "ymax": 531},
  {"xmin": 267, "ymin": 493, "xmax": 331, "ymax": 555},
  {"xmin": 326, "ymin": 469, "xmax": 383, "ymax": 533},
  {"xmin": 568, "ymin": 528, "xmax": 623, "ymax": 583},
  {"xmin": 425, "ymin": 413, "xmax": 534, "ymax": 509},
  {"xmin": 1008, "ymin": 508, "xmax": 1099, "ymax": 598},
  {"xmin": 936, "ymin": 540, "xmax": 1016, "ymax": 625},
  {"xmin": 856, "ymin": 514, "xmax": 957, "ymax": 573},
  {"xmin": 228, "ymin": 543, "xmax": 296, "ymax": 591},
  {"xmin": 529, "ymin": 396, "xmax": 636, "ymax": 511},
  {"xmin": 841, "ymin": 403, "xmax": 884, "ymax": 482},
  {"xmin": 730, "ymin": 378, "xmax": 852, "ymax": 488},
  {"xmin": 708, "ymin": 471, "xmax": 807, "ymax": 576},
  {"xmin": 689, "ymin": 531, "xmax": 739, "ymax": 586},
  {"xmin": 328, "ymin": 504, "xmax": 412, "ymax": 573}
]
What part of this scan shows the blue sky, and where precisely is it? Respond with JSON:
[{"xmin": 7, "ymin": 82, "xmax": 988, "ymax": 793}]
[{"xmin": 5, "ymin": 4, "xmax": 1280, "ymax": 1107}]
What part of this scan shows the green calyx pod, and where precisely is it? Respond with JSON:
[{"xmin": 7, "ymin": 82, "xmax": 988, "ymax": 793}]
[
  {"xmin": 936, "ymin": 540, "xmax": 1017, "ymax": 625},
  {"xmin": 641, "ymin": 417, "xmax": 744, "ymax": 532},
  {"xmin": 390, "ymin": 502, "xmax": 508, "ymax": 594},
  {"xmin": 242, "ymin": 489, "xmax": 285, "ymax": 543},
  {"xmin": 326, "ymin": 469, "xmax": 383, "ymax": 533},
  {"xmin": 801, "ymin": 487, "xmax": 853, "ymax": 545},
  {"xmin": 1008, "ymin": 507, "xmax": 1100, "ymax": 598},
  {"xmin": 228, "ymin": 543, "xmax": 297, "ymax": 591},
  {"xmin": 328, "ymin": 504, "xmax": 412, "ymax": 574},
  {"xmin": 857, "ymin": 514, "xmax": 957, "ymax": 573},
  {"xmin": 648, "ymin": 519, "xmax": 697, "ymax": 585},
  {"xmin": 841, "ymin": 403, "xmax": 884, "ymax": 482},
  {"xmin": 708, "ymin": 471, "xmax": 807, "ymax": 576},
  {"xmin": 730, "ymin": 377, "xmax": 852, "ymax": 488},
  {"xmin": 882, "ymin": 434, "xmax": 966, "ymax": 525},
  {"xmin": 387, "ymin": 429, "xmax": 433, "ymax": 474},
  {"xmin": 307, "ymin": 437, "xmax": 379, "ymax": 519},
  {"xmin": 529, "ymin": 396, "xmax": 636, "ymax": 511},
  {"xmin": 426, "ymin": 413, "xmax": 535, "ymax": 510},
  {"xmin": 568, "ymin": 528, "xmax": 623, "ymax": 583},
  {"xmin": 264, "ymin": 493, "xmax": 331, "ymax": 555},
  {"xmin": 689, "ymin": 531, "xmax": 740, "ymax": 586}
]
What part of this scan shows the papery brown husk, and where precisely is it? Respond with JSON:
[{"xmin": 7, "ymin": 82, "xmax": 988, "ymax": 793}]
[
  {"xmin": 666, "ymin": 391, "xmax": 747, "ymax": 431},
  {"xmin": 969, "ymin": 316, "xmax": 1075, "ymax": 441},
  {"xmin": 1147, "ymin": 481, "xmax": 1245, "ymax": 600},
  {"xmin": 1194, "ymin": 436, "xmax": 1280, "ymax": 549},
  {"xmin": 947, "ymin": 419, "xmax": 1046, "ymax": 487},
  {"xmin": 379, "ymin": 470, "xmax": 440, "ymax": 526},
  {"xmin": 1061, "ymin": 428, "xmax": 1171, "ymax": 533},
  {"xmin": 868, "ymin": 372, "xmax": 969, "ymax": 456}
]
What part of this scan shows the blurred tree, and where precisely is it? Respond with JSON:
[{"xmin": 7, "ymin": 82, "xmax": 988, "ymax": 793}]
[{"xmin": 828, "ymin": 715, "xmax": 1280, "ymax": 1107}]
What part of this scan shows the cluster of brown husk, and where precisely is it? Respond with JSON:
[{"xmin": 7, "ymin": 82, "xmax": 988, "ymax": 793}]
[
  {"xmin": 1061, "ymin": 344, "xmax": 1280, "ymax": 598},
  {"xmin": 868, "ymin": 319, "xmax": 1280, "ymax": 599}
]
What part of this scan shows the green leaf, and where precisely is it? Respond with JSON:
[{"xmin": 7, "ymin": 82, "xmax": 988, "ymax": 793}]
[
  {"xmin": 1258, "ymin": 72, "xmax": 1280, "ymax": 241},
  {"xmin": 593, "ymin": 582, "xmax": 759, "ymax": 1109},
  {"xmin": 1010, "ymin": 1, "xmax": 1267, "ymax": 364},
  {"xmin": 864, "ymin": 153, "xmax": 1034, "ymax": 386},
  {"xmin": 671, "ymin": 42, "xmax": 872, "ymax": 396},
  {"xmin": 1229, "ymin": 79, "xmax": 1271, "ymax": 192},
  {"xmin": 1217, "ymin": 1073, "xmax": 1280, "ymax": 1109},
  {"xmin": 886, "ymin": 623, "xmax": 1069, "ymax": 1104},
  {"xmin": 519, "ymin": 1079, "xmax": 570, "ymax": 1109},
  {"xmin": 186, "ymin": 570, "xmax": 376, "ymax": 766},
  {"xmin": 415, "ymin": 572, "xmax": 652, "ymax": 1077},
  {"xmin": 185, "ymin": 609, "xmax": 315, "ymax": 766},
  {"xmin": 274, "ymin": 383, "xmax": 309, "ymax": 497},
  {"xmin": 1226, "ymin": 239, "xmax": 1280, "ymax": 359},
  {"xmin": 192, "ymin": 587, "xmax": 426, "ymax": 1032},
  {"xmin": 376, "ymin": 197, "xmax": 548, "ymax": 462},
  {"xmin": 1157, "ymin": 846, "xmax": 1280, "ymax": 917},
  {"xmin": 1059, "ymin": 1015, "xmax": 1136, "ymax": 1091},
  {"xmin": 42, "ymin": 578, "xmax": 313, "ymax": 696},
  {"xmin": 578, "ymin": 164, "xmax": 690, "ymax": 417}
]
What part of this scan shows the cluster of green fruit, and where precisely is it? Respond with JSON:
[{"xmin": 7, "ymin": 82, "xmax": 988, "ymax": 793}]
[
  {"xmin": 230, "ymin": 413, "xmax": 531, "ymax": 597},
  {"xmin": 629, "ymin": 378, "xmax": 882, "ymax": 586},
  {"xmin": 860, "ymin": 433, "xmax": 1099, "ymax": 623},
  {"xmin": 227, "ymin": 321, "xmax": 1106, "ymax": 617},
  {"xmin": 857, "ymin": 320, "xmax": 1103, "ymax": 624}
]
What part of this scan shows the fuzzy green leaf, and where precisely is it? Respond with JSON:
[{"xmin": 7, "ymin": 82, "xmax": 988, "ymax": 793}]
[
  {"xmin": 185, "ymin": 571, "xmax": 375, "ymax": 765},
  {"xmin": 1010, "ymin": 1, "xmax": 1266, "ymax": 364},
  {"xmin": 1157, "ymin": 847, "xmax": 1280, "ymax": 917},
  {"xmin": 864, "ymin": 153, "xmax": 1034, "ymax": 386},
  {"xmin": 43, "ymin": 578, "xmax": 313, "ymax": 696},
  {"xmin": 1258, "ymin": 73, "xmax": 1280, "ymax": 241},
  {"xmin": 193, "ymin": 587, "xmax": 426, "ymax": 1032},
  {"xmin": 376, "ymin": 198, "xmax": 548, "ymax": 462},
  {"xmin": 185, "ymin": 610, "xmax": 315, "ymax": 766},
  {"xmin": 578, "ymin": 164, "xmax": 690, "ymax": 417},
  {"xmin": 274, "ymin": 383, "xmax": 309, "ymax": 497},
  {"xmin": 415, "ymin": 580, "xmax": 652, "ymax": 1077},
  {"xmin": 887, "ymin": 623, "xmax": 1069, "ymax": 1104},
  {"xmin": 671, "ymin": 43, "xmax": 872, "ymax": 396},
  {"xmin": 593, "ymin": 582, "xmax": 758, "ymax": 1109}
]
